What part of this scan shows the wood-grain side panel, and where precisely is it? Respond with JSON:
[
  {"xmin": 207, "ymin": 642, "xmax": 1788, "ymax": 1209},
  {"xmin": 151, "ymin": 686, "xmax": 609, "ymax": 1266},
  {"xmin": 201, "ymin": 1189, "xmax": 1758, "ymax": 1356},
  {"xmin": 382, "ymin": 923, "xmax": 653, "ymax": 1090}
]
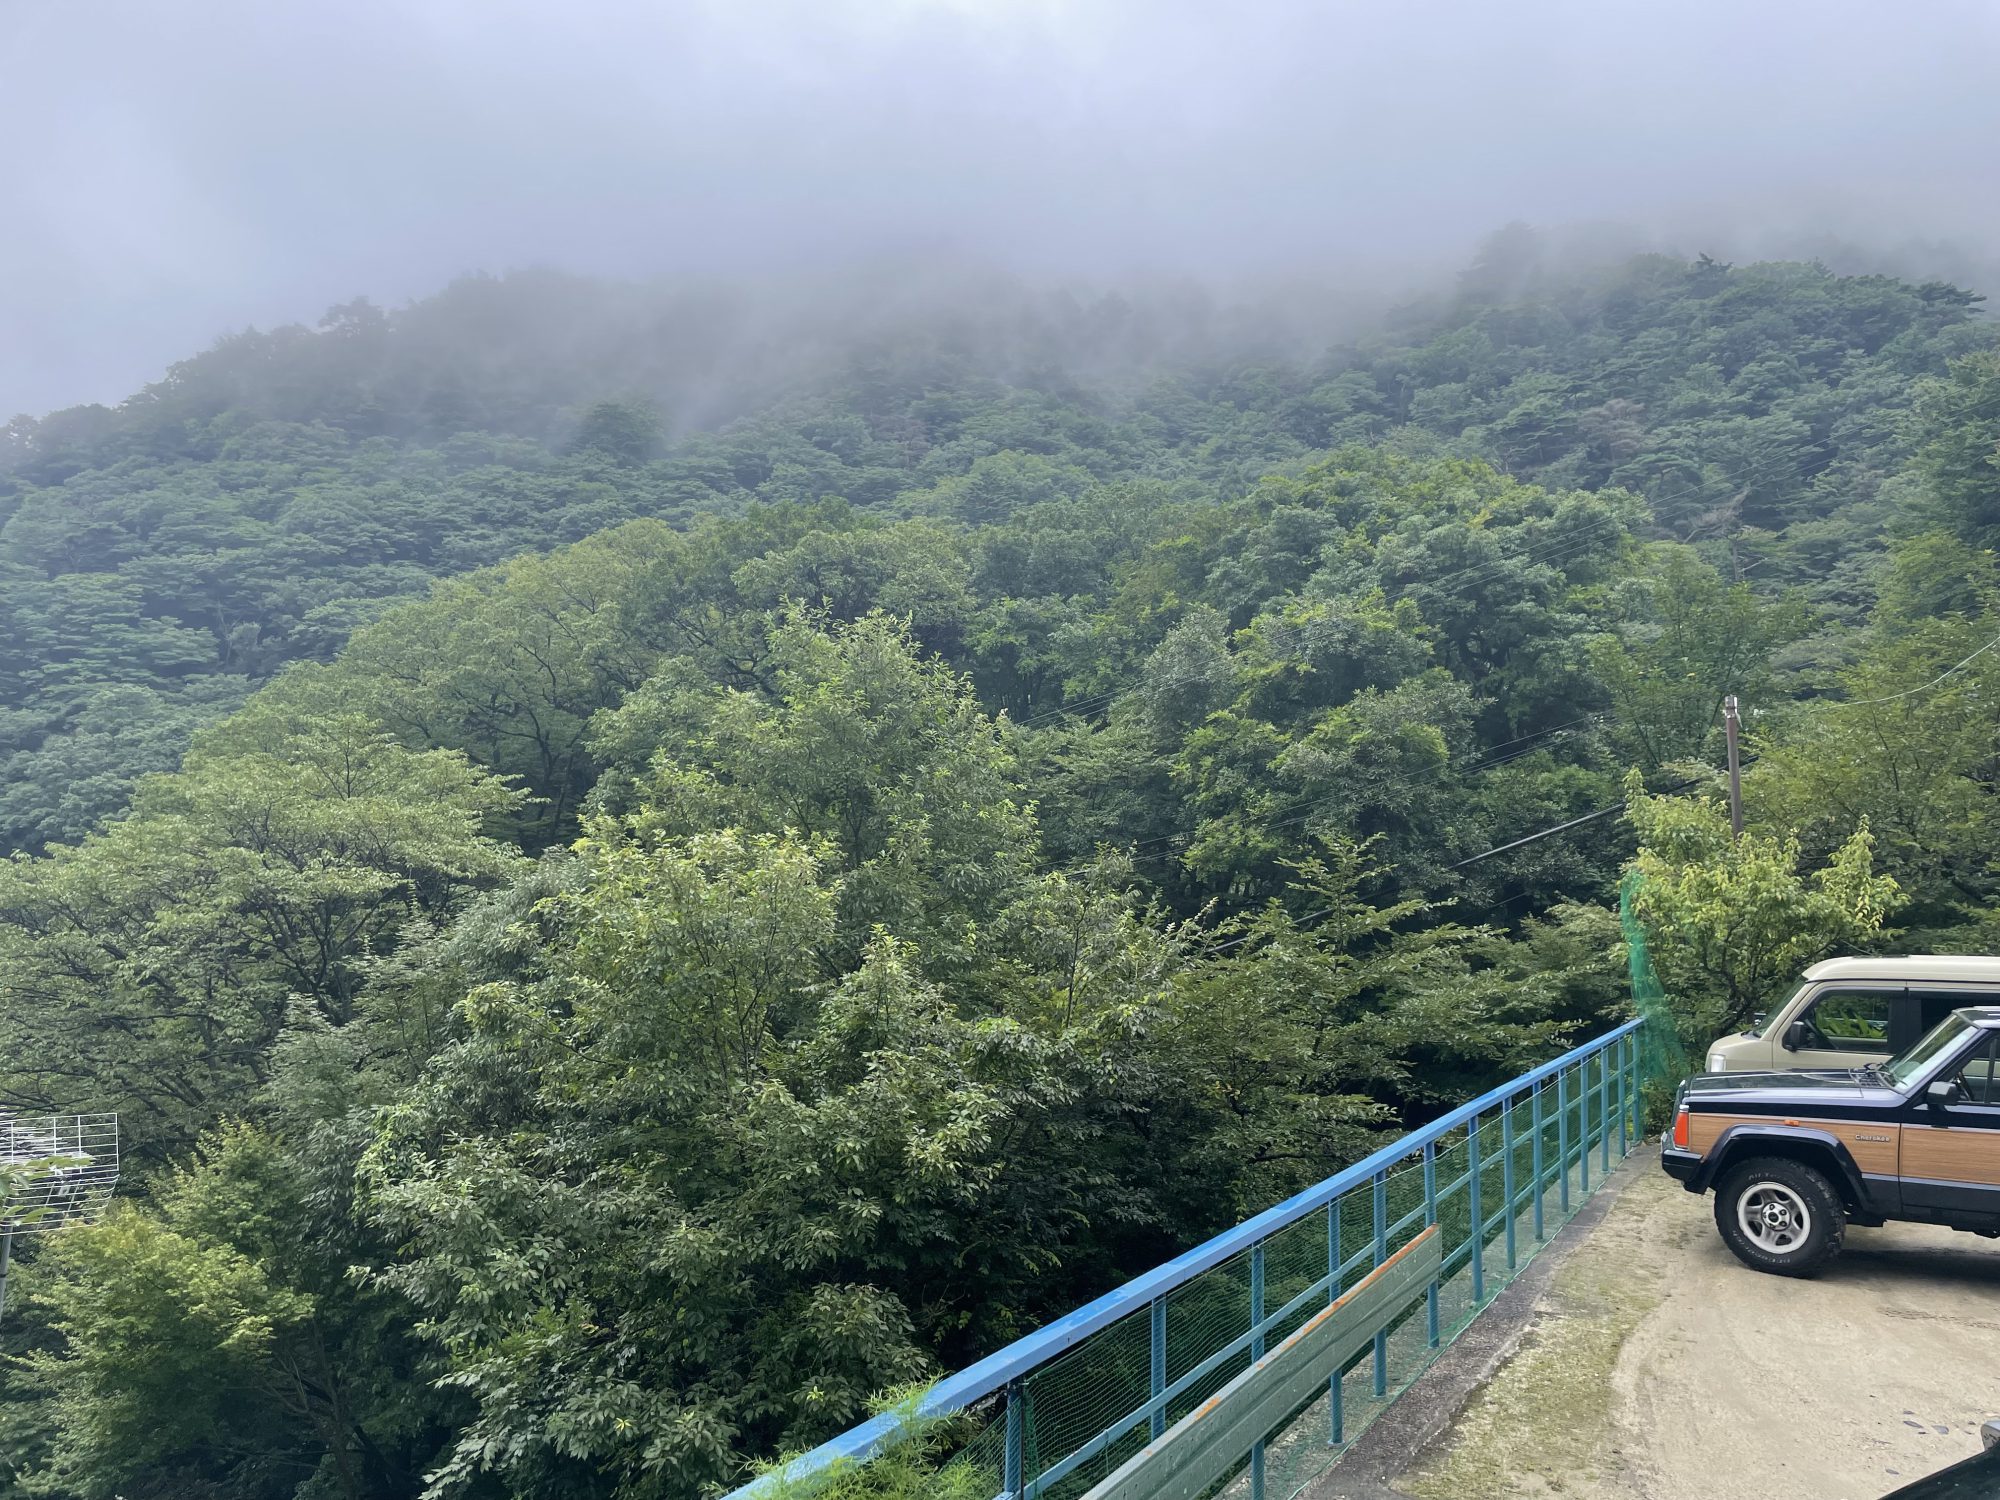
[
  {"xmin": 1900, "ymin": 1124, "xmax": 2000, "ymax": 1186},
  {"xmin": 1685, "ymin": 1114, "xmax": 1900, "ymax": 1175}
]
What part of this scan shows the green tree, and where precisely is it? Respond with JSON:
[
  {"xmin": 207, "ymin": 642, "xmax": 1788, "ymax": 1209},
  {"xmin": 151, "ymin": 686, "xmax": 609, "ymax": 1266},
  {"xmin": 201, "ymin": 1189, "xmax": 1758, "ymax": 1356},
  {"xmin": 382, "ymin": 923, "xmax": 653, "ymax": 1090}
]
[
  {"xmin": 0, "ymin": 700, "xmax": 524, "ymax": 1149},
  {"xmin": 1912, "ymin": 349, "xmax": 2000, "ymax": 548},
  {"xmin": 287, "ymin": 521, "xmax": 679, "ymax": 846},
  {"xmin": 590, "ymin": 610, "xmax": 1037, "ymax": 970},
  {"xmin": 364, "ymin": 835, "xmax": 1030, "ymax": 1497},
  {"xmin": 22, "ymin": 1124, "xmax": 456, "ymax": 1500},
  {"xmin": 1748, "ymin": 615, "xmax": 2000, "ymax": 931},
  {"xmin": 1592, "ymin": 546, "xmax": 1809, "ymax": 770},
  {"xmin": 1148, "ymin": 841, "xmax": 1580, "ymax": 1215},
  {"xmin": 1625, "ymin": 775, "xmax": 1899, "ymax": 1047},
  {"xmin": 568, "ymin": 400, "xmax": 664, "ymax": 466}
]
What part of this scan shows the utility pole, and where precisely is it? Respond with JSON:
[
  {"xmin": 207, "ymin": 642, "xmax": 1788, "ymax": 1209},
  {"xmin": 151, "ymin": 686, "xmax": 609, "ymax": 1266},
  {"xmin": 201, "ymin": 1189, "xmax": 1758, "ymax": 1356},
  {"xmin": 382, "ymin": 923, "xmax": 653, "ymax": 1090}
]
[{"xmin": 1722, "ymin": 695, "xmax": 1743, "ymax": 838}]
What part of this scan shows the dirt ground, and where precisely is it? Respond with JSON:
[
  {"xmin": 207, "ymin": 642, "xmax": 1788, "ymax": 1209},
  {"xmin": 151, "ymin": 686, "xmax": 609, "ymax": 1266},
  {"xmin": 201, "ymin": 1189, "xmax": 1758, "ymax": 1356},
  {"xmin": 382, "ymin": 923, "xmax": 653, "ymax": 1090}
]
[{"xmin": 1403, "ymin": 1158, "xmax": 2000, "ymax": 1500}]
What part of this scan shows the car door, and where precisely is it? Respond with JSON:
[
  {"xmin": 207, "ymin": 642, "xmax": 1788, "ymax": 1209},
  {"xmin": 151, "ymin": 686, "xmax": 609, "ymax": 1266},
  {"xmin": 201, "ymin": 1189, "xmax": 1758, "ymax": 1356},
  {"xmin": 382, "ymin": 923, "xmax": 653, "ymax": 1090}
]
[
  {"xmin": 1780, "ymin": 985, "xmax": 1901, "ymax": 1070},
  {"xmin": 1900, "ymin": 1032, "xmax": 2000, "ymax": 1221}
]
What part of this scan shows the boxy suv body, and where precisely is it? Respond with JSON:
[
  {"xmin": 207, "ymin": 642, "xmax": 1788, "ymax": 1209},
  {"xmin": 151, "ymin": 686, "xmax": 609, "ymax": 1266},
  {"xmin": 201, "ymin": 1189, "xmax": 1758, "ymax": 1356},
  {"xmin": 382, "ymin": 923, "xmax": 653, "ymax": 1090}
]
[
  {"xmin": 1703, "ymin": 955, "xmax": 2000, "ymax": 1075},
  {"xmin": 1664, "ymin": 1007, "xmax": 2000, "ymax": 1275}
]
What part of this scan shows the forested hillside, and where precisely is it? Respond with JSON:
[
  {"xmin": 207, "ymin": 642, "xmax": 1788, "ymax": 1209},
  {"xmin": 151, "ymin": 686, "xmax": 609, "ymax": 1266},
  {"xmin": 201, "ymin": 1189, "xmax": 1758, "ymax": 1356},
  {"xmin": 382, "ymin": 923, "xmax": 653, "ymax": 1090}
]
[
  {"xmin": 3, "ymin": 249, "xmax": 1999, "ymax": 1500},
  {"xmin": 4, "ymin": 253, "xmax": 1985, "ymax": 853}
]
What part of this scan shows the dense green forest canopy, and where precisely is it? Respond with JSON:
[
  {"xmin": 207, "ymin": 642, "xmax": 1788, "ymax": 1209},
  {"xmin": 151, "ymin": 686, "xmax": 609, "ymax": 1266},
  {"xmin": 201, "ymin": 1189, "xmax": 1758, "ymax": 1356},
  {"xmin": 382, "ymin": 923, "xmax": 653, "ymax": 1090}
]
[
  {"xmin": 3, "ymin": 246, "xmax": 1999, "ymax": 1499},
  {"xmin": 3, "ymin": 252, "xmax": 1987, "ymax": 853}
]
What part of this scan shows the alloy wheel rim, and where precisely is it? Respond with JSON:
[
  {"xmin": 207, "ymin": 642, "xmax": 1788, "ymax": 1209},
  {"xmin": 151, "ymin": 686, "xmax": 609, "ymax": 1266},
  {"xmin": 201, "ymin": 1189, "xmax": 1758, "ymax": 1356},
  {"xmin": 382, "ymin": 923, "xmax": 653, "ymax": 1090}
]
[{"xmin": 1737, "ymin": 1181, "xmax": 1811, "ymax": 1254}]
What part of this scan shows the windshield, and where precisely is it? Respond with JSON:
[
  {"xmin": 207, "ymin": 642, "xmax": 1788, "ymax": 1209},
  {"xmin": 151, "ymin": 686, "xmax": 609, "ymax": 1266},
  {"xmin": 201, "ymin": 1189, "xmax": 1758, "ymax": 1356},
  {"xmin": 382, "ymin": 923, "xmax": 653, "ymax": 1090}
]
[
  {"xmin": 1749, "ymin": 982, "xmax": 1812, "ymax": 1038},
  {"xmin": 1882, "ymin": 1012, "xmax": 1976, "ymax": 1089}
]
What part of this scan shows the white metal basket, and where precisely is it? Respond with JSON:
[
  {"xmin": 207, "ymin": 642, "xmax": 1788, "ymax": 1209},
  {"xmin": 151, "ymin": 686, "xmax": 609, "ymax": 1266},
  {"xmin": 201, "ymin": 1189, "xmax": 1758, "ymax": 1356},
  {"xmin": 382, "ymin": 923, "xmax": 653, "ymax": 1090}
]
[{"xmin": 0, "ymin": 1114, "xmax": 120, "ymax": 1233}]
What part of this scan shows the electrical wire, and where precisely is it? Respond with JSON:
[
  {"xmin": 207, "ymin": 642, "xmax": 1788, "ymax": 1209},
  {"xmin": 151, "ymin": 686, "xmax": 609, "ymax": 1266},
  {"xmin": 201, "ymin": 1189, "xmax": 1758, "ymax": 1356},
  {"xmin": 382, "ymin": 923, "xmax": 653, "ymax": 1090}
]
[
  {"xmin": 1077, "ymin": 712, "xmax": 1616, "ymax": 882},
  {"xmin": 1015, "ymin": 423, "xmax": 1914, "ymax": 888},
  {"xmin": 1834, "ymin": 629, "xmax": 2000, "ymax": 708},
  {"xmin": 1447, "ymin": 799, "xmax": 1632, "ymax": 870},
  {"xmin": 1200, "ymin": 770, "xmax": 1717, "ymax": 954},
  {"xmin": 1449, "ymin": 765, "xmax": 1735, "ymax": 870}
]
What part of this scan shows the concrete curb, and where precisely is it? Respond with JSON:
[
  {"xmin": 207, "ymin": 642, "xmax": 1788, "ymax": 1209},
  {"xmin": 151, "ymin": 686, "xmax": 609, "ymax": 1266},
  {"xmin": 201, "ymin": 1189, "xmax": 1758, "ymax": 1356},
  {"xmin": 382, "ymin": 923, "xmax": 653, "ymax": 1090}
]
[{"xmin": 1300, "ymin": 1146, "xmax": 1658, "ymax": 1500}]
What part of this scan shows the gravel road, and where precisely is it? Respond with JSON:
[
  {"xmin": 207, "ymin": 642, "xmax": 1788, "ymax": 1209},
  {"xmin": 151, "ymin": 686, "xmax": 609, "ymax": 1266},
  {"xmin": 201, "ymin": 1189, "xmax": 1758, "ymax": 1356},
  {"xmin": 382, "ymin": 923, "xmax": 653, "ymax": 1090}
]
[{"xmin": 1402, "ymin": 1154, "xmax": 2000, "ymax": 1499}]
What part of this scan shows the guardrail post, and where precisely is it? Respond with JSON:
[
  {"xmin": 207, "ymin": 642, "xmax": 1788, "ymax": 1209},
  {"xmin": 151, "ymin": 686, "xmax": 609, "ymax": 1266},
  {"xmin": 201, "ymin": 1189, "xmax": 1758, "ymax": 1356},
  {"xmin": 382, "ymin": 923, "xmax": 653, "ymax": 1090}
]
[
  {"xmin": 1004, "ymin": 1381, "xmax": 1024, "ymax": 1500},
  {"xmin": 1327, "ymin": 1198, "xmax": 1343, "ymax": 1445},
  {"xmin": 1250, "ymin": 1246, "xmax": 1265, "ymax": 1359},
  {"xmin": 1371, "ymin": 1170, "xmax": 1387, "ymax": 1398},
  {"xmin": 1630, "ymin": 1029, "xmax": 1641, "ymax": 1143},
  {"xmin": 1468, "ymin": 1113, "xmax": 1485, "ymax": 1305},
  {"xmin": 1578, "ymin": 1062, "xmax": 1592, "ymax": 1195},
  {"xmin": 1531, "ymin": 1080, "xmax": 1545, "ymax": 1241},
  {"xmin": 1149, "ymin": 1297, "xmax": 1166, "ymax": 1440},
  {"xmin": 1422, "ymin": 1143, "xmax": 1439, "ymax": 1347},
  {"xmin": 1630, "ymin": 1033, "xmax": 1639, "ymax": 1152},
  {"xmin": 1631, "ymin": 1032, "xmax": 1642, "ymax": 1142},
  {"xmin": 1501, "ymin": 1096, "xmax": 1517, "ymax": 1273},
  {"xmin": 1617, "ymin": 1034, "xmax": 1630, "ymax": 1157},
  {"xmin": 1600, "ymin": 1048, "xmax": 1613, "ymax": 1174},
  {"xmin": 1250, "ymin": 1245, "xmax": 1266, "ymax": 1500},
  {"xmin": 1556, "ymin": 1069, "xmax": 1570, "ymax": 1213}
]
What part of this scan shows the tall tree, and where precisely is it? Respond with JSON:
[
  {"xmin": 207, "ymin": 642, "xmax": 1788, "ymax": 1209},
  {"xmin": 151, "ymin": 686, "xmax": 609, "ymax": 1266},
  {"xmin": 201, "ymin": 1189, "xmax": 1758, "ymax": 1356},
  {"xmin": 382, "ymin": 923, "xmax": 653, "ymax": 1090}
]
[
  {"xmin": 0, "ymin": 700, "xmax": 524, "ymax": 1152},
  {"xmin": 1625, "ymin": 775, "xmax": 1899, "ymax": 1047}
]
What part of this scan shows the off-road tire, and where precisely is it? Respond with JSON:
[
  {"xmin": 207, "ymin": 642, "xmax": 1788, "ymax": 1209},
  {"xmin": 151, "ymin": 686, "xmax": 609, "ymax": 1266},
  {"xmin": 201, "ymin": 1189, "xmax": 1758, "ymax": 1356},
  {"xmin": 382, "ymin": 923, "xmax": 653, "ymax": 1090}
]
[{"xmin": 1713, "ymin": 1155, "xmax": 1845, "ymax": 1277}]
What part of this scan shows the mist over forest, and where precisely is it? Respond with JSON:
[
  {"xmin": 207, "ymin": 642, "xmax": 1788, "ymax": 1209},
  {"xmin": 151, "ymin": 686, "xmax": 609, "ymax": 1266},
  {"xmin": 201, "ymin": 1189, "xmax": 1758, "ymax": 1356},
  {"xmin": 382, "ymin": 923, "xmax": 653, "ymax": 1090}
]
[
  {"xmin": 9, "ymin": 0, "xmax": 2000, "ymax": 419},
  {"xmin": 5, "ymin": 4, "xmax": 2000, "ymax": 1499}
]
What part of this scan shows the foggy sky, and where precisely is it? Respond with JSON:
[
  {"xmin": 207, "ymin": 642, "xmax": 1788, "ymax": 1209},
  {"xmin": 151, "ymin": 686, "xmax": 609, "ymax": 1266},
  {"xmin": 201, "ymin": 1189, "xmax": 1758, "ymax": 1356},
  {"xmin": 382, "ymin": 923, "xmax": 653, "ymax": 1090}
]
[{"xmin": 6, "ymin": 0, "xmax": 2000, "ymax": 421}]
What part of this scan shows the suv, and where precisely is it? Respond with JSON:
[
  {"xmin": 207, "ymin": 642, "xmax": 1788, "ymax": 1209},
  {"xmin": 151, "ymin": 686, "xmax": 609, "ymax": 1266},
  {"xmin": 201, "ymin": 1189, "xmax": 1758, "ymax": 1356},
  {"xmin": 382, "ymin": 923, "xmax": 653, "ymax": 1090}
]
[
  {"xmin": 1703, "ymin": 955, "xmax": 2000, "ymax": 1075},
  {"xmin": 1663, "ymin": 1006, "xmax": 2000, "ymax": 1275},
  {"xmin": 1883, "ymin": 1421, "xmax": 2000, "ymax": 1499}
]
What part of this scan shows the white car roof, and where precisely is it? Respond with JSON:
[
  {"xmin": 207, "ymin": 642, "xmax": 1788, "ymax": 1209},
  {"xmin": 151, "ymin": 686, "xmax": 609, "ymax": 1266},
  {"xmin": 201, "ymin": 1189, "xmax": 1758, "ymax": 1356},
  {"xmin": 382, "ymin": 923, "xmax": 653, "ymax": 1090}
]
[{"xmin": 1801, "ymin": 954, "xmax": 2000, "ymax": 984}]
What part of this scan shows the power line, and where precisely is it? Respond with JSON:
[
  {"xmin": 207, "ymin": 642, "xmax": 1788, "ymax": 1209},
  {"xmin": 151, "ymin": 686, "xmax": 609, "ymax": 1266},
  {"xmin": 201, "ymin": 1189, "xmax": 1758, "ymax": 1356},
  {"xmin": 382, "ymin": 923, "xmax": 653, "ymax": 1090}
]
[
  {"xmin": 1232, "ymin": 723, "xmax": 1605, "ymax": 848},
  {"xmin": 1447, "ymin": 768, "xmax": 1719, "ymax": 870},
  {"xmin": 1082, "ymin": 712, "xmax": 1615, "ymax": 882},
  {"xmin": 1447, "ymin": 802, "xmax": 1628, "ymax": 869},
  {"xmin": 1201, "ymin": 772, "xmax": 1714, "ymax": 953},
  {"xmin": 1835, "ymin": 629, "xmax": 2000, "ymax": 708}
]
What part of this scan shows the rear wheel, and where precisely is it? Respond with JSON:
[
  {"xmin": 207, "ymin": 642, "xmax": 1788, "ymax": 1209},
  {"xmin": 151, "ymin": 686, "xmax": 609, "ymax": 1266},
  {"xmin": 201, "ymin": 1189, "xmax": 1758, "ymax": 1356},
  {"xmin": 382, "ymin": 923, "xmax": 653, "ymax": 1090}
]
[{"xmin": 1714, "ymin": 1156, "xmax": 1844, "ymax": 1277}]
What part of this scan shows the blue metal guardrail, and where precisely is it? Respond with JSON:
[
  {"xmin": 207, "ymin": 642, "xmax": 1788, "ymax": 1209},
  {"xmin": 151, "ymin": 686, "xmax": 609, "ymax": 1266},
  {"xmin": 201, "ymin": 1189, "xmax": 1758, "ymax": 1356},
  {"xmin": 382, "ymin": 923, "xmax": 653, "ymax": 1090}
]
[{"xmin": 736, "ymin": 1015, "xmax": 1650, "ymax": 1500}]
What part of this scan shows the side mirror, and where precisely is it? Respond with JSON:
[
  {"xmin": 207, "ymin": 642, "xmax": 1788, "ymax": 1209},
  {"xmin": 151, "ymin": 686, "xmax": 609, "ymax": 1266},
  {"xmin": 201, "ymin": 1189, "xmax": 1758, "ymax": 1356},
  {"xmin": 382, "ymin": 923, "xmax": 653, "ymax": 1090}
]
[
  {"xmin": 1927, "ymin": 1078, "xmax": 1963, "ymax": 1107},
  {"xmin": 1983, "ymin": 1418, "xmax": 2000, "ymax": 1452},
  {"xmin": 1782, "ymin": 1020, "xmax": 1810, "ymax": 1052}
]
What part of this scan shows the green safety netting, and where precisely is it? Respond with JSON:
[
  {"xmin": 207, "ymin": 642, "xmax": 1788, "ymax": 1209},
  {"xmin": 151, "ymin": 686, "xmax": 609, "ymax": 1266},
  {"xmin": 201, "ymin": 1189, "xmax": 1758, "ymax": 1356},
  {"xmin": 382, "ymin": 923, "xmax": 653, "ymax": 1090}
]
[{"xmin": 1621, "ymin": 869, "xmax": 1692, "ymax": 1130}]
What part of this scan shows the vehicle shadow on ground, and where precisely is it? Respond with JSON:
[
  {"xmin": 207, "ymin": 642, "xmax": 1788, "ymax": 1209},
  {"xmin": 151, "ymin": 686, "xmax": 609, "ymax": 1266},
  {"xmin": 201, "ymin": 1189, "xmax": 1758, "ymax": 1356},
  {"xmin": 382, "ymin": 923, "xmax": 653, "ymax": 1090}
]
[
  {"xmin": 1825, "ymin": 1232, "xmax": 2000, "ymax": 1289},
  {"xmin": 1678, "ymin": 1210, "xmax": 2000, "ymax": 1289}
]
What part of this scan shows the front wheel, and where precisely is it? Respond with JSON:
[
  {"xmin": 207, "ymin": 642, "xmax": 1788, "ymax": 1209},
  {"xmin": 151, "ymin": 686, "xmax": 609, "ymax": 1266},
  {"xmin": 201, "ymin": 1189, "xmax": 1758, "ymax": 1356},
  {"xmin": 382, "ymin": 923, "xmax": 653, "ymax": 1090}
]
[{"xmin": 1714, "ymin": 1156, "xmax": 1845, "ymax": 1277}]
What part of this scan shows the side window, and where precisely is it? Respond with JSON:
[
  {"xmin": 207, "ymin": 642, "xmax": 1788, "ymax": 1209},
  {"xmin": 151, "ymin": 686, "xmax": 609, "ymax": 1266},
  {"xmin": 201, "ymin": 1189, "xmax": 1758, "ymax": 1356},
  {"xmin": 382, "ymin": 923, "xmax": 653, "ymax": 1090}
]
[
  {"xmin": 1954, "ymin": 1036, "xmax": 2000, "ymax": 1105},
  {"xmin": 1801, "ymin": 989, "xmax": 1894, "ymax": 1051},
  {"xmin": 1911, "ymin": 991, "xmax": 1971, "ymax": 1038}
]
